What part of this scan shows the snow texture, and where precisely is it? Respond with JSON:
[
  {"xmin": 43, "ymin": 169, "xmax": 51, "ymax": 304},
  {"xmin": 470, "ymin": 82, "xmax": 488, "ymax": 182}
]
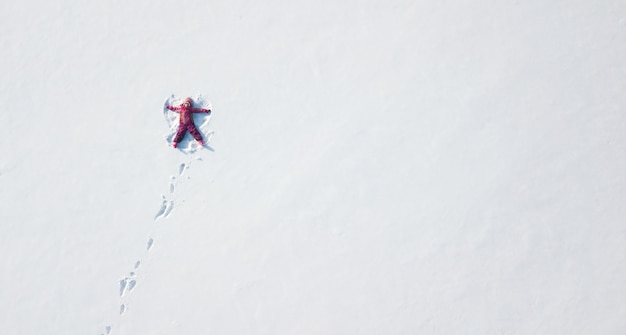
[{"xmin": 1, "ymin": 0, "xmax": 626, "ymax": 335}]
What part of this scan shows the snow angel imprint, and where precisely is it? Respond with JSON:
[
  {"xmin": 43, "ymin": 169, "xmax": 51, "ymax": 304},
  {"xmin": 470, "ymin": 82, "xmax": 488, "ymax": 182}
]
[{"xmin": 166, "ymin": 97, "xmax": 211, "ymax": 148}]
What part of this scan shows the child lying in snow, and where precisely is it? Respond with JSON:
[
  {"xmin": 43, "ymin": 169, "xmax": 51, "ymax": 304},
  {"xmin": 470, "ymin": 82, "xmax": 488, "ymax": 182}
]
[{"xmin": 166, "ymin": 97, "xmax": 211, "ymax": 148}]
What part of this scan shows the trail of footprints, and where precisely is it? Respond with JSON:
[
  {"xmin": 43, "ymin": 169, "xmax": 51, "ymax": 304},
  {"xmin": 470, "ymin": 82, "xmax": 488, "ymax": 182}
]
[
  {"xmin": 153, "ymin": 161, "xmax": 196, "ymax": 221},
  {"xmin": 101, "ymin": 157, "xmax": 202, "ymax": 334},
  {"xmin": 121, "ymin": 160, "xmax": 194, "ymax": 313}
]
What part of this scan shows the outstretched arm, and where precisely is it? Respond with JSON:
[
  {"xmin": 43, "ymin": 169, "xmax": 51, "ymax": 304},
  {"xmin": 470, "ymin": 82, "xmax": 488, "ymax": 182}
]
[
  {"xmin": 166, "ymin": 105, "xmax": 181, "ymax": 112},
  {"xmin": 192, "ymin": 107, "xmax": 211, "ymax": 114}
]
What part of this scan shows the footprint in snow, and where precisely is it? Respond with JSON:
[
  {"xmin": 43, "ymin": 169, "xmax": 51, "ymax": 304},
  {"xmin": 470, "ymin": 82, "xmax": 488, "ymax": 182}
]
[
  {"xmin": 163, "ymin": 200, "xmax": 174, "ymax": 218},
  {"xmin": 119, "ymin": 271, "xmax": 138, "ymax": 297},
  {"xmin": 154, "ymin": 196, "xmax": 167, "ymax": 221},
  {"xmin": 169, "ymin": 176, "xmax": 176, "ymax": 193},
  {"xmin": 119, "ymin": 279, "xmax": 127, "ymax": 297}
]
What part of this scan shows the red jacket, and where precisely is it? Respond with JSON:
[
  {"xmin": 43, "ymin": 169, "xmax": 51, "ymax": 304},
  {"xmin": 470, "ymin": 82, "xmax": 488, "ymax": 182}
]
[{"xmin": 166, "ymin": 97, "xmax": 210, "ymax": 126}]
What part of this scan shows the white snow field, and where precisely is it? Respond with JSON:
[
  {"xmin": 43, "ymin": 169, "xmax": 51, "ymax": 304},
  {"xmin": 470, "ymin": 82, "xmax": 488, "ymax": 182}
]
[{"xmin": 1, "ymin": 0, "xmax": 626, "ymax": 334}]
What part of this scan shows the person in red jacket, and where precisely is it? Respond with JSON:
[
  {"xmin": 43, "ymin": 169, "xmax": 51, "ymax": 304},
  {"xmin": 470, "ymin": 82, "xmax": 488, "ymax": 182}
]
[{"xmin": 166, "ymin": 97, "xmax": 211, "ymax": 148}]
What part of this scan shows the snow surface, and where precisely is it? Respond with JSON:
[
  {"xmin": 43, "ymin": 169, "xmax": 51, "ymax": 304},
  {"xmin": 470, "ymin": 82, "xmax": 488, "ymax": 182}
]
[{"xmin": 1, "ymin": 0, "xmax": 626, "ymax": 334}]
